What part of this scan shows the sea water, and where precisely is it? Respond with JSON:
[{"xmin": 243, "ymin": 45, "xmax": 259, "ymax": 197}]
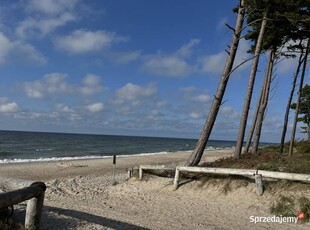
[{"xmin": 0, "ymin": 130, "xmax": 236, "ymax": 164}]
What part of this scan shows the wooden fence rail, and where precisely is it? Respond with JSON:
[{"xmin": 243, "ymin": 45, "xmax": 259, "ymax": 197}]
[
  {"xmin": 173, "ymin": 166, "xmax": 310, "ymax": 195},
  {"xmin": 0, "ymin": 177, "xmax": 46, "ymax": 230},
  {"xmin": 138, "ymin": 165, "xmax": 176, "ymax": 180},
  {"xmin": 137, "ymin": 165, "xmax": 310, "ymax": 196}
]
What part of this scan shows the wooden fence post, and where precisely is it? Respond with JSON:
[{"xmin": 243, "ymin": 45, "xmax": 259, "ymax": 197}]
[
  {"xmin": 139, "ymin": 166, "xmax": 143, "ymax": 180},
  {"xmin": 255, "ymin": 174, "xmax": 263, "ymax": 196},
  {"xmin": 25, "ymin": 182, "xmax": 46, "ymax": 230},
  {"xmin": 173, "ymin": 168, "xmax": 180, "ymax": 191},
  {"xmin": 127, "ymin": 169, "xmax": 132, "ymax": 178}
]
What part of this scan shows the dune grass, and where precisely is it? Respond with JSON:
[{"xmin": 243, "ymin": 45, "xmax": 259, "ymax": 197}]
[{"xmin": 201, "ymin": 141, "xmax": 310, "ymax": 174}]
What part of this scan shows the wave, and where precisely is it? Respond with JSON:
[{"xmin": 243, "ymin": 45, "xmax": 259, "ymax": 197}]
[
  {"xmin": 36, "ymin": 148, "xmax": 53, "ymax": 152},
  {"xmin": 0, "ymin": 150, "xmax": 192, "ymax": 164},
  {"xmin": 0, "ymin": 146, "xmax": 234, "ymax": 164}
]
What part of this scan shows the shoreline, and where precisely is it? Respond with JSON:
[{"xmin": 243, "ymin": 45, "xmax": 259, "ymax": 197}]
[
  {"xmin": 0, "ymin": 147, "xmax": 235, "ymax": 164},
  {"xmin": 0, "ymin": 149, "xmax": 234, "ymax": 181}
]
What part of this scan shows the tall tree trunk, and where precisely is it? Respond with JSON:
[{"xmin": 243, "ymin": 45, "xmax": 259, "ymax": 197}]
[
  {"xmin": 289, "ymin": 38, "xmax": 310, "ymax": 156},
  {"xmin": 243, "ymin": 65, "xmax": 266, "ymax": 153},
  {"xmin": 234, "ymin": 12, "xmax": 267, "ymax": 158},
  {"xmin": 185, "ymin": 0, "xmax": 245, "ymax": 166},
  {"xmin": 252, "ymin": 48, "xmax": 276, "ymax": 153},
  {"xmin": 308, "ymin": 121, "xmax": 310, "ymax": 142},
  {"xmin": 279, "ymin": 42, "xmax": 305, "ymax": 154}
]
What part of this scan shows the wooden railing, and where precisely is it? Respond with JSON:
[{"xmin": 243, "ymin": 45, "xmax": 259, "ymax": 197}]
[
  {"xmin": 138, "ymin": 165, "xmax": 310, "ymax": 196},
  {"xmin": 0, "ymin": 177, "xmax": 46, "ymax": 230},
  {"xmin": 138, "ymin": 165, "xmax": 176, "ymax": 180}
]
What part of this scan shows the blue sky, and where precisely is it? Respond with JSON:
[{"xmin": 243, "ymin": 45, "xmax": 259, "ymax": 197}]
[{"xmin": 0, "ymin": 0, "xmax": 306, "ymax": 142}]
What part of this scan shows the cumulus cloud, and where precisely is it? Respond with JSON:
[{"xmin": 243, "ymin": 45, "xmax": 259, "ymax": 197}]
[
  {"xmin": 54, "ymin": 30, "xmax": 127, "ymax": 54},
  {"xmin": 178, "ymin": 87, "xmax": 212, "ymax": 120},
  {"xmin": 198, "ymin": 39, "xmax": 251, "ymax": 76},
  {"xmin": 141, "ymin": 39, "xmax": 200, "ymax": 77},
  {"xmin": 0, "ymin": 97, "xmax": 19, "ymax": 113},
  {"xmin": 0, "ymin": 32, "xmax": 46, "ymax": 65},
  {"xmin": 0, "ymin": 32, "xmax": 12, "ymax": 64},
  {"xmin": 113, "ymin": 83, "xmax": 157, "ymax": 104},
  {"xmin": 109, "ymin": 83, "xmax": 159, "ymax": 114},
  {"xmin": 23, "ymin": 73, "xmax": 72, "ymax": 98},
  {"xmin": 23, "ymin": 73, "xmax": 106, "ymax": 99},
  {"xmin": 199, "ymin": 52, "xmax": 226, "ymax": 75},
  {"xmin": 14, "ymin": 41, "xmax": 47, "ymax": 64},
  {"xmin": 26, "ymin": 0, "xmax": 79, "ymax": 16},
  {"xmin": 16, "ymin": 0, "xmax": 79, "ymax": 38},
  {"xmin": 220, "ymin": 106, "xmax": 240, "ymax": 120},
  {"xmin": 16, "ymin": 13, "xmax": 76, "ymax": 38},
  {"xmin": 175, "ymin": 39, "xmax": 200, "ymax": 58},
  {"xmin": 79, "ymin": 74, "xmax": 105, "ymax": 96},
  {"xmin": 87, "ymin": 103, "xmax": 104, "ymax": 112},
  {"xmin": 55, "ymin": 104, "xmax": 75, "ymax": 113},
  {"xmin": 108, "ymin": 51, "xmax": 142, "ymax": 64}
]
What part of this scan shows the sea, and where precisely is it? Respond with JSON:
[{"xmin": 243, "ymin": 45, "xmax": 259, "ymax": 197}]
[{"xmin": 0, "ymin": 130, "xmax": 237, "ymax": 164}]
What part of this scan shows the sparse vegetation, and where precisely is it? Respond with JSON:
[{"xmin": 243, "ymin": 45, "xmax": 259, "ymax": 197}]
[
  {"xmin": 270, "ymin": 195, "xmax": 310, "ymax": 223},
  {"xmin": 201, "ymin": 143, "xmax": 310, "ymax": 174},
  {"xmin": 298, "ymin": 197, "xmax": 310, "ymax": 223},
  {"xmin": 270, "ymin": 195, "xmax": 296, "ymax": 217}
]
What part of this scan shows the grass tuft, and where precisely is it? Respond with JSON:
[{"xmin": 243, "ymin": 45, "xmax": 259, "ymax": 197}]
[
  {"xmin": 298, "ymin": 197, "xmax": 310, "ymax": 223},
  {"xmin": 270, "ymin": 195, "xmax": 296, "ymax": 217},
  {"xmin": 270, "ymin": 195, "xmax": 310, "ymax": 223}
]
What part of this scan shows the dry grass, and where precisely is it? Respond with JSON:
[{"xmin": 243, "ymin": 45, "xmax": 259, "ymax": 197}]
[
  {"xmin": 270, "ymin": 195, "xmax": 310, "ymax": 223},
  {"xmin": 201, "ymin": 147, "xmax": 310, "ymax": 174}
]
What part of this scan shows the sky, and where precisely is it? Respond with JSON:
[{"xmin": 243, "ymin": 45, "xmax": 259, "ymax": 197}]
[{"xmin": 0, "ymin": 0, "xmax": 307, "ymax": 142}]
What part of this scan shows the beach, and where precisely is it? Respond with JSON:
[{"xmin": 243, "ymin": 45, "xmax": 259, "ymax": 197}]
[{"xmin": 2, "ymin": 149, "xmax": 310, "ymax": 230}]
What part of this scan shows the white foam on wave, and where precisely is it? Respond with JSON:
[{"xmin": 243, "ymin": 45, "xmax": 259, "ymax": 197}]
[{"xmin": 0, "ymin": 150, "xmax": 191, "ymax": 164}]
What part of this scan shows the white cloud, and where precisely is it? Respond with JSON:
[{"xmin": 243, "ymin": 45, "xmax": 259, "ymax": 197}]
[
  {"xmin": 0, "ymin": 98, "xmax": 19, "ymax": 113},
  {"xmin": 220, "ymin": 106, "xmax": 240, "ymax": 120},
  {"xmin": 23, "ymin": 73, "xmax": 72, "ymax": 98},
  {"xmin": 216, "ymin": 18, "xmax": 228, "ymax": 31},
  {"xmin": 0, "ymin": 32, "xmax": 46, "ymax": 65},
  {"xmin": 175, "ymin": 39, "xmax": 200, "ymax": 58},
  {"xmin": 113, "ymin": 83, "xmax": 157, "ymax": 104},
  {"xmin": 143, "ymin": 56, "xmax": 193, "ymax": 77},
  {"xmin": 141, "ymin": 39, "xmax": 200, "ymax": 77},
  {"xmin": 16, "ymin": 13, "xmax": 76, "ymax": 38},
  {"xmin": 79, "ymin": 74, "xmax": 105, "ymax": 96},
  {"xmin": 55, "ymin": 104, "xmax": 75, "ymax": 113},
  {"xmin": 199, "ymin": 52, "xmax": 226, "ymax": 75},
  {"xmin": 14, "ymin": 41, "xmax": 47, "ymax": 64},
  {"xmin": 108, "ymin": 51, "xmax": 142, "ymax": 64},
  {"xmin": 189, "ymin": 112, "xmax": 201, "ymax": 119},
  {"xmin": 15, "ymin": 0, "xmax": 80, "ymax": 39},
  {"xmin": 26, "ymin": 0, "xmax": 79, "ymax": 16},
  {"xmin": 178, "ymin": 87, "xmax": 212, "ymax": 120},
  {"xmin": 54, "ymin": 30, "xmax": 127, "ymax": 54},
  {"xmin": 199, "ymin": 39, "xmax": 251, "ymax": 76},
  {"xmin": 192, "ymin": 95, "xmax": 211, "ymax": 103},
  {"xmin": 23, "ymin": 73, "xmax": 106, "ymax": 99},
  {"xmin": 109, "ymin": 83, "xmax": 158, "ymax": 115},
  {"xmin": 0, "ymin": 32, "xmax": 12, "ymax": 64},
  {"xmin": 87, "ymin": 103, "xmax": 104, "ymax": 112}
]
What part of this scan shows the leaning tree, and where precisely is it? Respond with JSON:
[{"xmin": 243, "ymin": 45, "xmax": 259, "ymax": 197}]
[
  {"xmin": 185, "ymin": 0, "xmax": 246, "ymax": 166},
  {"xmin": 291, "ymin": 84, "xmax": 310, "ymax": 142}
]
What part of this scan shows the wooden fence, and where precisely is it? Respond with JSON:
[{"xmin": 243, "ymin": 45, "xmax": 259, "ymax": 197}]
[
  {"xmin": 0, "ymin": 177, "xmax": 46, "ymax": 230},
  {"xmin": 138, "ymin": 165, "xmax": 310, "ymax": 196},
  {"xmin": 138, "ymin": 165, "xmax": 176, "ymax": 180}
]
